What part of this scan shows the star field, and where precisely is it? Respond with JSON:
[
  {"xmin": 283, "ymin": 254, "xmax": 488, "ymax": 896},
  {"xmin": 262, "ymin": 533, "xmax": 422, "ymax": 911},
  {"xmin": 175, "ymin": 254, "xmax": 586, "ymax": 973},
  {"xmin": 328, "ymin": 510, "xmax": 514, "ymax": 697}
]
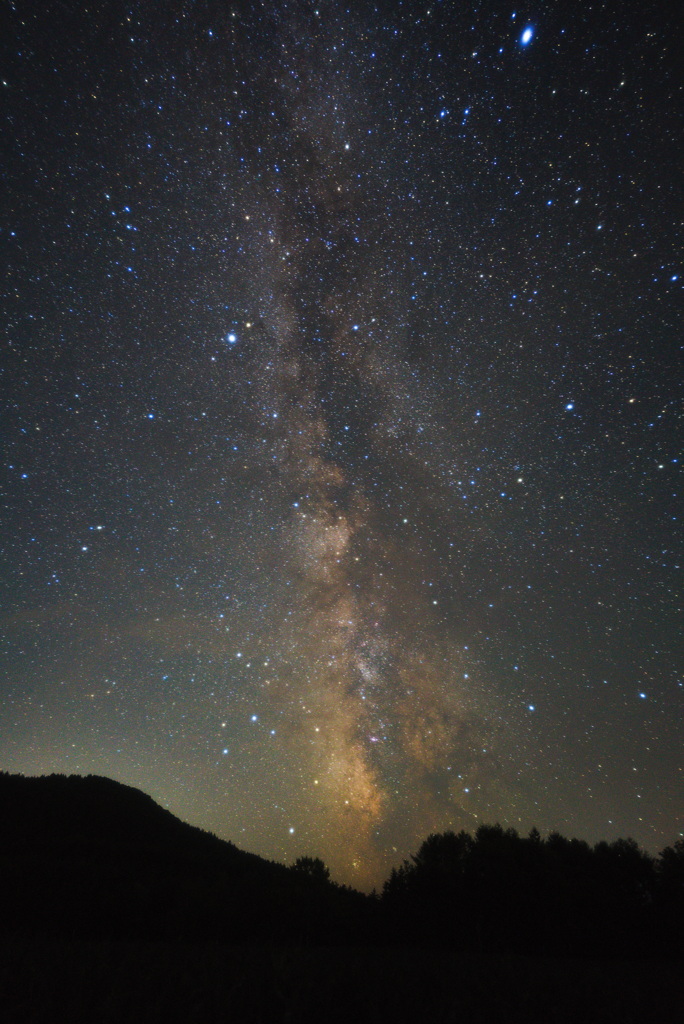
[{"xmin": 1, "ymin": 0, "xmax": 682, "ymax": 887}]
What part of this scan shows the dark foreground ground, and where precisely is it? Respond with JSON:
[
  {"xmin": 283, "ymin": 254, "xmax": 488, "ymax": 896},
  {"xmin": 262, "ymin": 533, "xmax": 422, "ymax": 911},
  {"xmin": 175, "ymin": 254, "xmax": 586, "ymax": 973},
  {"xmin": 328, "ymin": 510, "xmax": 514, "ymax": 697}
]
[{"xmin": 1, "ymin": 940, "xmax": 682, "ymax": 1024}]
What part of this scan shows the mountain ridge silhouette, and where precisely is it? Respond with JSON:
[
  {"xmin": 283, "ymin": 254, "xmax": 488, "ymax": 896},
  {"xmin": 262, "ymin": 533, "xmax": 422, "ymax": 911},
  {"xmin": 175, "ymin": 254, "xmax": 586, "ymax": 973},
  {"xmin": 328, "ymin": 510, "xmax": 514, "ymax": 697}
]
[{"xmin": 0, "ymin": 770, "xmax": 368, "ymax": 944}]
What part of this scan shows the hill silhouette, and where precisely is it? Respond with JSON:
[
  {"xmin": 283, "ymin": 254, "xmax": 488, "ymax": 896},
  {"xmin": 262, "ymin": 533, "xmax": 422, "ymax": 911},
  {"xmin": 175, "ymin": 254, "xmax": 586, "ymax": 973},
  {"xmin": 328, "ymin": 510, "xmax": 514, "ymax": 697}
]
[
  {"xmin": 0, "ymin": 771, "xmax": 369, "ymax": 944},
  {"xmin": 2, "ymin": 771, "xmax": 683, "ymax": 956},
  {"xmin": 1, "ymin": 772, "xmax": 683, "ymax": 1022},
  {"xmin": 1, "ymin": 770, "xmax": 249, "ymax": 857}
]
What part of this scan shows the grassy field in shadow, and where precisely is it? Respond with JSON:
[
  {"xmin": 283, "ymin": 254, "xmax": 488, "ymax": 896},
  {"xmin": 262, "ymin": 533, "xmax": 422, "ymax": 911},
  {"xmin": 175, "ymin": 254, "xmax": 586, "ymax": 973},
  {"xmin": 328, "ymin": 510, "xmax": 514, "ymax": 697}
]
[{"xmin": 1, "ymin": 939, "xmax": 682, "ymax": 1024}]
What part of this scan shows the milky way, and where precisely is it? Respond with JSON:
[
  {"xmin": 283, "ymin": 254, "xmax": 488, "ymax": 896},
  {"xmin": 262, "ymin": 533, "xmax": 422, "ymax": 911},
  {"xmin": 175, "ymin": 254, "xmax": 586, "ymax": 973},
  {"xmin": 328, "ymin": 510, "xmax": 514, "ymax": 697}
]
[{"xmin": 1, "ymin": 1, "xmax": 681, "ymax": 887}]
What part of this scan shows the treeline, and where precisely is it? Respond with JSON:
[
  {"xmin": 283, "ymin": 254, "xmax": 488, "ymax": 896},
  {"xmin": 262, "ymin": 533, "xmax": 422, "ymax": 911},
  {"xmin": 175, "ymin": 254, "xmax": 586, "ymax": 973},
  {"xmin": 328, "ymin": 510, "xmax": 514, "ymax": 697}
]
[{"xmin": 381, "ymin": 825, "xmax": 684, "ymax": 957}]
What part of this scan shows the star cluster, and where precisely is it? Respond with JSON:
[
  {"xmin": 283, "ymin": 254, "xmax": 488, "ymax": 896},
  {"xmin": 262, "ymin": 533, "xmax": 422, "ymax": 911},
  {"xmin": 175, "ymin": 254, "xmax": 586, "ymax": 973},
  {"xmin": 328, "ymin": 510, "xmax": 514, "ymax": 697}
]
[{"xmin": 1, "ymin": 1, "xmax": 681, "ymax": 887}]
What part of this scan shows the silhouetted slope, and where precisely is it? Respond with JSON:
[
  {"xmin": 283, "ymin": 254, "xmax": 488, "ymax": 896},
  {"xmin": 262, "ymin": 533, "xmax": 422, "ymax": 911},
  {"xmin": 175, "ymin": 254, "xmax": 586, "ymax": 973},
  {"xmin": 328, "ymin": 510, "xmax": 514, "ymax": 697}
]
[
  {"xmin": 0, "ymin": 772, "xmax": 370, "ymax": 943},
  {"xmin": 0, "ymin": 771, "xmax": 249, "ymax": 859}
]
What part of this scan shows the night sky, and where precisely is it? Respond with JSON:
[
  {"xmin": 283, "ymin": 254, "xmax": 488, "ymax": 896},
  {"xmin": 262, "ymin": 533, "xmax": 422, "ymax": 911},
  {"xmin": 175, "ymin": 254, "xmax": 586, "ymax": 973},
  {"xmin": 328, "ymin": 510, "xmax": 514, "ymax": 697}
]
[{"xmin": 2, "ymin": 0, "xmax": 681, "ymax": 889}]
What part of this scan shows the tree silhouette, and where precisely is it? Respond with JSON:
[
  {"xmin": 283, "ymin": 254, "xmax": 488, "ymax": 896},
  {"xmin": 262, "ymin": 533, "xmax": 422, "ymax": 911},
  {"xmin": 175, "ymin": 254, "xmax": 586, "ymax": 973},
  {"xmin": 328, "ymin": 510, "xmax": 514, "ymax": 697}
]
[{"xmin": 291, "ymin": 856, "xmax": 331, "ymax": 883}]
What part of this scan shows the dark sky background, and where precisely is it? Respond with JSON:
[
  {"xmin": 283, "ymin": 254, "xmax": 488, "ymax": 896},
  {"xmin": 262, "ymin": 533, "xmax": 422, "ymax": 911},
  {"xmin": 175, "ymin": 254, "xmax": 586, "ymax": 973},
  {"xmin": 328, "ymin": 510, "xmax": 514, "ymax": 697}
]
[{"xmin": 1, "ymin": 0, "xmax": 681, "ymax": 889}]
